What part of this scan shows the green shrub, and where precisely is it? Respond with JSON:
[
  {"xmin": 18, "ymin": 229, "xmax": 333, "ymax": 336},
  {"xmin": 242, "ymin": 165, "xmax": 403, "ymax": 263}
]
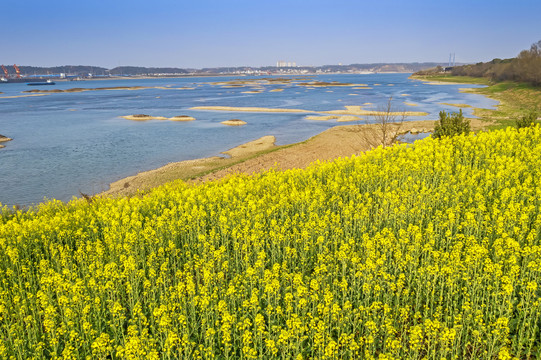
[
  {"xmin": 433, "ymin": 109, "xmax": 471, "ymax": 139},
  {"xmin": 515, "ymin": 110, "xmax": 539, "ymax": 128}
]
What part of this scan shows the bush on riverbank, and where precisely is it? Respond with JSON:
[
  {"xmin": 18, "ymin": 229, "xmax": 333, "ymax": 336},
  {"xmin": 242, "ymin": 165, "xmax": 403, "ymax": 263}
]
[
  {"xmin": 1, "ymin": 126, "xmax": 540, "ymax": 359},
  {"xmin": 516, "ymin": 110, "xmax": 540, "ymax": 128},
  {"xmin": 433, "ymin": 109, "xmax": 471, "ymax": 139}
]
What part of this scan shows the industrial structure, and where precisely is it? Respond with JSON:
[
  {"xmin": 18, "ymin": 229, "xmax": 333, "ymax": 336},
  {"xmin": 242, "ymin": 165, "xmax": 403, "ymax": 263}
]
[
  {"xmin": 0, "ymin": 64, "xmax": 53, "ymax": 83},
  {"xmin": 1, "ymin": 64, "xmax": 23, "ymax": 79}
]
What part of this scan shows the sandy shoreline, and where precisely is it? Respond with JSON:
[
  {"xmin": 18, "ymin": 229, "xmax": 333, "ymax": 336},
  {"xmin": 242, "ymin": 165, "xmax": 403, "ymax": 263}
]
[
  {"xmin": 98, "ymin": 116, "xmax": 494, "ymax": 198},
  {"xmin": 101, "ymin": 135, "xmax": 277, "ymax": 197}
]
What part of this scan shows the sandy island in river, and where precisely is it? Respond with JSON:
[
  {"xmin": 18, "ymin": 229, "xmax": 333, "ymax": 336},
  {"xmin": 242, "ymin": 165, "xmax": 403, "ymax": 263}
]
[
  {"xmin": 22, "ymin": 85, "xmax": 195, "ymax": 95},
  {"xmin": 170, "ymin": 115, "xmax": 196, "ymax": 121},
  {"xmin": 0, "ymin": 134, "xmax": 12, "ymax": 149},
  {"xmin": 305, "ymin": 115, "xmax": 361, "ymax": 122},
  {"xmin": 221, "ymin": 119, "xmax": 247, "ymax": 126}
]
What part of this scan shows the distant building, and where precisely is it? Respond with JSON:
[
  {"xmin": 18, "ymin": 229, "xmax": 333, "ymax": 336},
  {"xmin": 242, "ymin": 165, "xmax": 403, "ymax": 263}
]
[{"xmin": 276, "ymin": 60, "xmax": 296, "ymax": 68}]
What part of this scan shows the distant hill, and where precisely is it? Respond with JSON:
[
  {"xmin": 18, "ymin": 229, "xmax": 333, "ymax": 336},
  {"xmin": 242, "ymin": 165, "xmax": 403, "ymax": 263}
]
[
  {"xmin": 18, "ymin": 65, "xmax": 109, "ymax": 77},
  {"xmin": 108, "ymin": 67, "xmax": 189, "ymax": 75},
  {"xmin": 8, "ymin": 62, "xmax": 448, "ymax": 78},
  {"xmin": 415, "ymin": 40, "xmax": 541, "ymax": 87}
]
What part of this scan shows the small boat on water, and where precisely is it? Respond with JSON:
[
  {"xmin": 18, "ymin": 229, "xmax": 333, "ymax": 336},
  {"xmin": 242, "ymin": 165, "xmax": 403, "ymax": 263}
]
[{"xmin": 27, "ymin": 79, "xmax": 55, "ymax": 86}]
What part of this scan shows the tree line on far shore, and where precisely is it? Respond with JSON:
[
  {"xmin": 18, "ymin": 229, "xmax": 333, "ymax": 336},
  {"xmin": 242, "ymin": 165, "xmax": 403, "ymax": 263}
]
[{"xmin": 417, "ymin": 40, "xmax": 541, "ymax": 87}]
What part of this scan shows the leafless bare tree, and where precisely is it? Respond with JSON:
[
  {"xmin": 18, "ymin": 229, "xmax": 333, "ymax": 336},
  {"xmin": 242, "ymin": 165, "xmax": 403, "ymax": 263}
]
[{"xmin": 358, "ymin": 96, "xmax": 406, "ymax": 150}]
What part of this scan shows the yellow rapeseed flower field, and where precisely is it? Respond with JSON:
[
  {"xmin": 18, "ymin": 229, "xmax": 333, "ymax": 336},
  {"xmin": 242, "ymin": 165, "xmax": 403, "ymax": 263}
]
[{"xmin": 1, "ymin": 126, "xmax": 541, "ymax": 359}]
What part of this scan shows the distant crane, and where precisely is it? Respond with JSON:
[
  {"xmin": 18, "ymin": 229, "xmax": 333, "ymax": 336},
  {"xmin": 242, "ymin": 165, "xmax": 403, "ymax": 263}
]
[
  {"xmin": 13, "ymin": 64, "xmax": 21, "ymax": 78},
  {"xmin": 1, "ymin": 65, "xmax": 9, "ymax": 78}
]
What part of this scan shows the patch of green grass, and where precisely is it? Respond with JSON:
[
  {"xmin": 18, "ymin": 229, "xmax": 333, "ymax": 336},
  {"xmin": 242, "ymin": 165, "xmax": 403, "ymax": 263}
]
[
  {"xmin": 470, "ymin": 82, "xmax": 541, "ymax": 127},
  {"xmin": 410, "ymin": 74, "xmax": 492, "ymax": 85}
]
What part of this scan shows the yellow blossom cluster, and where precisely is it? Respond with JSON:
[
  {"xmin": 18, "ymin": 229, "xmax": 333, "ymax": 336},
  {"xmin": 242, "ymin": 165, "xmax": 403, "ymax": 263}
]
[{"xmin": 1, "ymin": 126, "xmax": 541, "ymax": 359}]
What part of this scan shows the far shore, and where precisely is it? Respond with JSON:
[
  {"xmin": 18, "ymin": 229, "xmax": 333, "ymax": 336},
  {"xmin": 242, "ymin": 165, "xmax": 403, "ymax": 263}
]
[{"xmin": 98, "ymin": 117, "xmax": 492, "ymax": 198}]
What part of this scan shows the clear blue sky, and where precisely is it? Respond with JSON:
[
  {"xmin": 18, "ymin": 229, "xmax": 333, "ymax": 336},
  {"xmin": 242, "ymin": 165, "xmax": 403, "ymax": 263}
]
[{"xmin": 3, "ymin": 0, "xmax": 540, "ymax": 68}]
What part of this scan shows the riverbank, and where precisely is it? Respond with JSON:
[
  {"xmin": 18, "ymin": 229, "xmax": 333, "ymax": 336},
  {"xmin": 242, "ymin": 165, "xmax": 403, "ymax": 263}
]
[
  {"xmin": 100, "ymin": 117, "xmax": 492, "ymax": 198},
  {"xmin": 410, "ymin": 74, "xmax": 541, "ymax": 128}
]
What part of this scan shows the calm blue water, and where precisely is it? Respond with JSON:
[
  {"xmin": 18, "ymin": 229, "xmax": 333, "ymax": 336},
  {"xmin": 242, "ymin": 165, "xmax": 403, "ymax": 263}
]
[{"xmin": 0, "ymin": 73, "xmax": 497, "ymax": 206}]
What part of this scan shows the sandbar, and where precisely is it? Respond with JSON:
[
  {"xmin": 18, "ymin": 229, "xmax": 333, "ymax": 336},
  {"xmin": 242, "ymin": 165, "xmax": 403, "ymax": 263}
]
[
  {"xmin": 242, "ymin": 91, "xmax": 262, "ymax": 94},
  {"xmin": 221, "ymin": 119, "xmax": 247, "ymax": 126},
  {"xmin": 121, "ymin": 115, "xmax": 169, "ymax": 121},
  {"xmin": 170, "ymin": 115, "xmax": 196, "ymax": 121},
  {"xmin": 211, "ymin": 78, "xmax": 295, "ymax": 87},
  {"xmin": 439, "ymin": 103, "xmax": 472, "ymax": 108},
  {"xmin": 270, "ymin": 89, "xmax": 284, "ymax": 92},
  {"xmin": 305, "ymin": 115, "xmax": 361, "ymax": 122},
  {"xmin": 23, "ymin": 86, "xmax": 151, "ymax": 94},
  {"xmin": 0, "ymin": 135, "xmax": 12, "ymax": 142},
  {"xmin": 297, "ymin": 81, "xmax": 353, "ymax": 87},
  {"xmin": 191, "ymin": 106, "xmax": 316, "ymax": 113},
  {"xmin": 155, "ymin": 86, "xmax": 196, "ymax": 90},
  {"xmin": 305, "ymin": 115, "xmax": 340, "ymax": 121},
  {"xmin": 404, "ymin": 102, "xmax": 419, "ymax": 107},
  {"xmin": 0, "ymin": 94, "xmax": 50, "ymax": 99},
  {"xmin": 0, "ymin": 134, "xmax": 12, "ymax": 148}
]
